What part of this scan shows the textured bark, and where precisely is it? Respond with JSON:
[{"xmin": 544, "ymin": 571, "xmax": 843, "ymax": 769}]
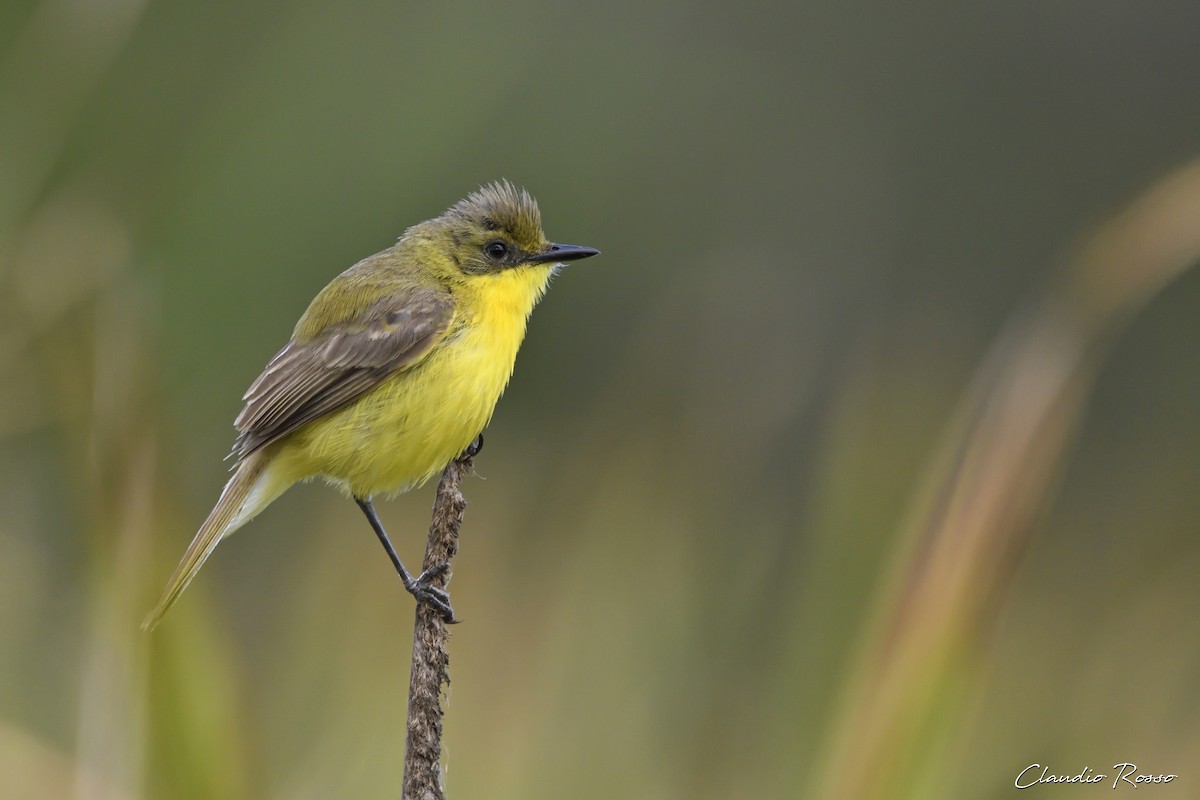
[{"xmin": 402, "ymin": 454, "xmax": 472, "ymax": 800}]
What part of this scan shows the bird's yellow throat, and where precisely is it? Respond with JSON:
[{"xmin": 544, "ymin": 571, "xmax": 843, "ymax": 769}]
[{"xmin": 272, "ymin": 261, "xmax": 556, "ymax": 498}]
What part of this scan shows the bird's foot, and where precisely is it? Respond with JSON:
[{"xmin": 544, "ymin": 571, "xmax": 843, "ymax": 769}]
[
  {"xmin": 460, "ymin": 434, "xmax": 483, "ymax": 460},
  {"xmin": 403, "ymin": 562, "xmax": 457, "ymax": 623}
]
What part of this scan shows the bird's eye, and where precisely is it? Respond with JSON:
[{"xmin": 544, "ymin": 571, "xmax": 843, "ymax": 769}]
[{"xmin": 484, "ymin": 241, "xmax": 509, "ymax": 261}]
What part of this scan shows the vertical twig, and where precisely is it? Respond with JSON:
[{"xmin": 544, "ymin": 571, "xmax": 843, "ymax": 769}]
[{"xmin": 402, "ymin": 451, "xmax": 473, "ymax": 800}]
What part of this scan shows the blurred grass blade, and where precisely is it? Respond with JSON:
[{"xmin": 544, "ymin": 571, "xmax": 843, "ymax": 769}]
[{"xmin": 814, "ymin": 158, "xmax": 1200, "ymax": 800}]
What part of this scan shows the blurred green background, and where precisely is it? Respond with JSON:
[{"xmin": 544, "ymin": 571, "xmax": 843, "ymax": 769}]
[{"xmin": 2, "ymin": 1, "xmax": 1199, "ymax": 798}]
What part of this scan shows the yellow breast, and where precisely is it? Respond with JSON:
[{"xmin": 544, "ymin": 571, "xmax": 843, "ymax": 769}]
[{"xmin": 272, "ymin": 265, "xmax": 555, "ymax": 498}]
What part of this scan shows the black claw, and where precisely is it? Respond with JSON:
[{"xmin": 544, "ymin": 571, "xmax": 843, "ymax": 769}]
[
  {"xmin": 418, "ymin": 562, "xmax": 451, "ymax": 582},
  {"xmin": 404, "ymin": 565, "xmax": 456, "ymax": 623},
  {"xmin": 462, "ymin": 434, "xmax": 483, "ymax": 459}
]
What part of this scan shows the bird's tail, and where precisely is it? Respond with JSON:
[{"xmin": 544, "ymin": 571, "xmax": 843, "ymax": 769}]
[{"xmin": 142, "ymin": 450, "xmax": 284, "ymax": 631}]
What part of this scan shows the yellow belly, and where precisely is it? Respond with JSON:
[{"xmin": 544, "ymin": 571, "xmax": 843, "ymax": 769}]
[{"xmin": 269, "ymin": 267, "xmax": 550, "ymax": 498}]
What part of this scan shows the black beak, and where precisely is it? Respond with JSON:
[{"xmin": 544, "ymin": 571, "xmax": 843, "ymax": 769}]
[{"xmin": 526, "ymin": 243, "xmax": 600, "ymax": 264}]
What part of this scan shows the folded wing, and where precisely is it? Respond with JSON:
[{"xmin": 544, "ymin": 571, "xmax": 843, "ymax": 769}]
[{"xmin": 231, "ymin": 287, "xmax": 455, "ymax": 460}]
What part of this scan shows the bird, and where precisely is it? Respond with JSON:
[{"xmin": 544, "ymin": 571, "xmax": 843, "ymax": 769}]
[{"xmin": 143, "ymin": 181, "xmax": 599, "ymax": 630}]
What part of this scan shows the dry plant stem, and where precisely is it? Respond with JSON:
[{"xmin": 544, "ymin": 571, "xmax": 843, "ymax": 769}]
[{"xmin": 402, "ymin": 452, "xmax": 473, "ymax": 800}]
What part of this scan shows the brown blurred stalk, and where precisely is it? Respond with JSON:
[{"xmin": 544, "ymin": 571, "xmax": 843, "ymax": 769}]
[
  {"xmin": 814, "ymin": 159, "xmax": 1200, "ymax": 799},
  {"xmin": 0, "ymin": 1, "xmax": 255, "ymax": 793},
  {"xmin": 403, "ymin": 452, "xmax": 474, "ymax": 800}
]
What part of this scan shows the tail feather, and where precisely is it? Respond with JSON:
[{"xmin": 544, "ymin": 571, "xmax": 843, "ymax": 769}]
[{"xmin": 142, "ymin": 452, "xmax": 279, "ymax": 631}]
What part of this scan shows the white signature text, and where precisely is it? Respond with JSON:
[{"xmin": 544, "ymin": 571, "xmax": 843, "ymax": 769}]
[{"xmin": 1015, "ymin": 763, "xmax": 1177, "ymax": 789}]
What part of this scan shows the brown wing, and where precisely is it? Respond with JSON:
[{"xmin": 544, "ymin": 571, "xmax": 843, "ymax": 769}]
[{"xmin": 230, "ymin": 288, "xmax": 455, "ymax": 460}]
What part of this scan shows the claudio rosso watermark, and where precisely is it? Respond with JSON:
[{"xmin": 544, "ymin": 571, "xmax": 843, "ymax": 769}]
[{"xmin": 1016, "ymin": 763, "xmax": 1178, "ymax": 789}]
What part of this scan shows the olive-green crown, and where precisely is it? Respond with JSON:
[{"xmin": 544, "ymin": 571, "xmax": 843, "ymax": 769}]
[{"xmin": 445, "ymin": 180, "xmax": 544, "ymax": 245}]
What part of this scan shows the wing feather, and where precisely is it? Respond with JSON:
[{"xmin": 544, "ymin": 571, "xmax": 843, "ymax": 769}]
[{"xmin": 230, "ymin": 287, "xmax": 454, "ymax": 460}]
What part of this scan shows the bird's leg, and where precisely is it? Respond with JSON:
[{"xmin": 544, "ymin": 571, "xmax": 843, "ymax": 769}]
[{"xmin": 354, "ymin": 496, "xmax": 455, "ymax": 623}]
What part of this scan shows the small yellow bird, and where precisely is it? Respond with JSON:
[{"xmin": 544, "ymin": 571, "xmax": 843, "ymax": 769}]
[{"xmin": 143, "ymin": 182, "xmax": 598, "ymax": 630}]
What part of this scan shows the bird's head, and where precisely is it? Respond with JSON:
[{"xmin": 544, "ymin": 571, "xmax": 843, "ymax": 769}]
[{"xmin": 407, "ymin": 181, "xmax": 598, "ymax": 279}]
